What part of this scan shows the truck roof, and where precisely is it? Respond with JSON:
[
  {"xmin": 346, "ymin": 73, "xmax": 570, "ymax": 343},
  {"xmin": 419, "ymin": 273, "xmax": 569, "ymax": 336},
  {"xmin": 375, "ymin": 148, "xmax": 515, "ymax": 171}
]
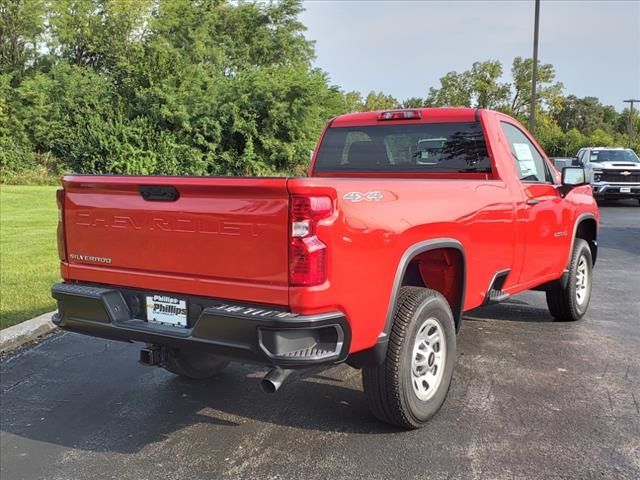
[
  {"xmin": 589, "ymin": 147, "xmax": 628, "ymax": 150},
  {"xmin": 331, "ymin": 107, "xmax": 480, "ymax": 127}
]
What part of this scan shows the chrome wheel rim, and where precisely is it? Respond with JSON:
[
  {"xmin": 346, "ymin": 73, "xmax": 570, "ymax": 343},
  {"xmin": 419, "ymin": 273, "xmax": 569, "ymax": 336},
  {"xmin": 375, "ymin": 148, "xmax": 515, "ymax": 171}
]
[
  {"xmin": 411, "ymin": 317, "xmax": 446, "ymax": 401},
  {"xmin": 575, "ymin": 255, "xmax": 589, "ymax": 305}
]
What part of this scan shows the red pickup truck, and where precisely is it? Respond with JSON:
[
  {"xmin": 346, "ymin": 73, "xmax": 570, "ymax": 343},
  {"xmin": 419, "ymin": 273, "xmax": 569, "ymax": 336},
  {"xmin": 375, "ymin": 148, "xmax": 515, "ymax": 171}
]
[{"xmin": 52, "ymin": 108, "xmax": 599, "ymax": 429}]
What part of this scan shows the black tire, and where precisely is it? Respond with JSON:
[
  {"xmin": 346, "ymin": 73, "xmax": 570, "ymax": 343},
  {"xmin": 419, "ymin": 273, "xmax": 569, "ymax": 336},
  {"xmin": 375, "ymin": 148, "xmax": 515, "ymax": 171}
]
[
  {"xmin": 362, "ymin": 287, "xmax": 456, "ymax": 429},
  {"xmin": 546, "ymin": 238, "xmax": 593, "ymax": 321},
  {"xmin": 163, "ymin": 348, "xmax": 229, "ymax": 379}
]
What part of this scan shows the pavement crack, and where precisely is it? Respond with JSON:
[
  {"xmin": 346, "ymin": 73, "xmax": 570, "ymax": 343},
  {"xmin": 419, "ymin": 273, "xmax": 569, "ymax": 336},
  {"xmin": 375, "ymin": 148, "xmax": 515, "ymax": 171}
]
[
  {"xmin": 605, "ymin": 388, "xmax": 615, "ymax": 418},
  {"xmin": 486, "ymin": 379, "xmax": 494, "ymax": 400},
  {"xmin": 631, "ymin": 392, "xmax": 640, "ymax": 416},
  {"xmin": 1, "ymin": 377, "xmax": 30, "ymax": 394}
]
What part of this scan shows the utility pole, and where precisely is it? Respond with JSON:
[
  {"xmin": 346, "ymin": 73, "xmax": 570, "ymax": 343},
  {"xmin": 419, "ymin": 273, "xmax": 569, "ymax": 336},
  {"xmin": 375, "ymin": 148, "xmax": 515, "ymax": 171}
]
[
  {"xmin": 529, "ymin": 0, "xmax": 541, "ymax": 133},
  {"xmin": 623, "ymin": 99, "xmax": 640, "ymax": 148}
]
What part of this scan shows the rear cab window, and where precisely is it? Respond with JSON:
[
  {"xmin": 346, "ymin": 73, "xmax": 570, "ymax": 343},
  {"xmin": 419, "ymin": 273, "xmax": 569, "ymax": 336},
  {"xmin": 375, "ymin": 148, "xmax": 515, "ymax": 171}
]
[{"xmin": 313, "ymin": 122, "xmax": 492, "ymax": 176}]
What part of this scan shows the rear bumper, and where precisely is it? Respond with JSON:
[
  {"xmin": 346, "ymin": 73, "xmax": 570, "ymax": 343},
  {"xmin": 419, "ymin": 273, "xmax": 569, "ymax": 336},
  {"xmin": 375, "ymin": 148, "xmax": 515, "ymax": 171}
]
[{"xmin": 52, "ymin": 282, "xmax": 350, "ymax": 368}]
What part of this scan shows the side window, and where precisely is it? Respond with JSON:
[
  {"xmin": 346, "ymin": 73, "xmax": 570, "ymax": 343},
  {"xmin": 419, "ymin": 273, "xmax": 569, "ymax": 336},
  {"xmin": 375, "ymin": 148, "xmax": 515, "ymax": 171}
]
[
  {"xmin": 577, "ymin": 149, "xmax": 586, "ymax": 164},
  {"xmin": 501, "ymin": 121, "xmax": 552, "ymax": 183}
]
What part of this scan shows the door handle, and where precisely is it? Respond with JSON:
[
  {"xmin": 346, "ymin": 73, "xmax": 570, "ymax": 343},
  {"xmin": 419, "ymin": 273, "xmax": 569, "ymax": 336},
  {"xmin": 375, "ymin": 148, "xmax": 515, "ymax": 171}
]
[
  {"xmin": 526, "ymin": 198, "xmax": 541, "ymax": 206},
  {"xmin": 139, "ymin": 185, "xmax": 180, "ymax": 202}
]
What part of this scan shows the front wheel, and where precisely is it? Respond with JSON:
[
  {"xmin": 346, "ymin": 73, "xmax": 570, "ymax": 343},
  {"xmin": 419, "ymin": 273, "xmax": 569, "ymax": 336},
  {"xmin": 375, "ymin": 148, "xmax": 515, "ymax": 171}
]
[
  {"xmin": 546, "ymin": 238, "xmax": 593, "ymax": 321},
  {"xmin": 362, "ymin": 287, "xmax": 456, "ymax": 429},
  {"xmin": 163, "ymin": 348, "xmax": 229, "ymax": 379}
]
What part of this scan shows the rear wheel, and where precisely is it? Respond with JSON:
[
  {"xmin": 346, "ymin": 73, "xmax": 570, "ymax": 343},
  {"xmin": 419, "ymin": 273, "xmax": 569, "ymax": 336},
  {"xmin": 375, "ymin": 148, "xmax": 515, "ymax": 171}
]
[
  {"xmin": 362, "ymin": 287, "xmax": 456, "ymax": 429},
  {"xmin": 163, "ymin": 348, "xmax": 229, "ymax": 379},
  {"xmin": 546, "ymin": 238, "xmax": 593, "ymax": 321}
]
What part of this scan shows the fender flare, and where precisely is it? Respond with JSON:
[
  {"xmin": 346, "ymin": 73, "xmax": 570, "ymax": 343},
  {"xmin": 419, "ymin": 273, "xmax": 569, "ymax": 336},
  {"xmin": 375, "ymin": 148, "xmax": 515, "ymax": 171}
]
[
  {"xmin": 347, "ymin": 238, "xmax": 466, "ymax": 368},
  {"xmin": 555, "ymin": 212, "xmax": 598, "ymax": 289},
  {"xmin": 569, "ymin": 212, "xmax": 598, "ymax": 264}
]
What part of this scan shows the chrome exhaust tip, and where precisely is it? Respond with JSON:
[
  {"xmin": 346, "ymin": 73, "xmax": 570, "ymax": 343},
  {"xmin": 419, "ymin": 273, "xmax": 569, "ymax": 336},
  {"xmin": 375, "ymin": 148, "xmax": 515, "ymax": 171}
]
[{"xmin": 260, "ymin": 367, "xmax": 292, "ymax": 393}]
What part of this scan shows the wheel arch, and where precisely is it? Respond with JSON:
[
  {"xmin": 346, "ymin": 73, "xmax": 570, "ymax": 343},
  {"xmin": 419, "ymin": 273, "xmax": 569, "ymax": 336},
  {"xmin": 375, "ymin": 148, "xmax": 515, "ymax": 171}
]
[
  {"xmin": 534, "ymin": 213, "xmax": 598, "ymax": 294},
  {"xmin": 347, "ymin": 238, "xmax": 466, "ymax": 368},
  {"xmin": 572, "ymin": 213, "xmax": 598, "ymax": 265}
]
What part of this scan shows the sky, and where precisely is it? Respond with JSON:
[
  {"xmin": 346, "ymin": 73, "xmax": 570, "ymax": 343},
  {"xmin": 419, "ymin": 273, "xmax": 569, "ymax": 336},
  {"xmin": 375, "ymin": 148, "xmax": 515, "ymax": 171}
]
[{"xmin": 300, "ymin": 0, "xmax": 640, "ymax": 110}]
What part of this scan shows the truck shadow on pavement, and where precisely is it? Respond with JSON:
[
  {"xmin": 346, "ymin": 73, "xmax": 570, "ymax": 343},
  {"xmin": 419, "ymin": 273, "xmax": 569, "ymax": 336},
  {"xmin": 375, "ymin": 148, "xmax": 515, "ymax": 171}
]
[
  {"xmin": 464, "ymin": 297, "xmax": 555, "ymax": 323},
  {"xmin": 0, "ymin": 294, "xmax": 568, "ymax": 456},
  {"xmin": 1, "ymin": 335, "xmax": 405, "ymax": 456}
]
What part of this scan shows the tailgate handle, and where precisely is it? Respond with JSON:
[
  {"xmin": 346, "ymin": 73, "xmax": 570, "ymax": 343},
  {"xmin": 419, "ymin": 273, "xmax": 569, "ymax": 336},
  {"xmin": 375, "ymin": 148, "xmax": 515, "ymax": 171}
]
[{"xmin": 139, "ymin": 185, "xmax": 180, "ymax": 202}]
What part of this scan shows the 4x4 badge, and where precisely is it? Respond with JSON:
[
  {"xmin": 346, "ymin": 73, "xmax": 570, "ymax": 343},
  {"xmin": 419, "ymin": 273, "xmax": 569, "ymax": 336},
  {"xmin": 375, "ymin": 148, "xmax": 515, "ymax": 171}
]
[{"xmin": 343, "ymin": 191, "xmax": 384, "ymax": 202}]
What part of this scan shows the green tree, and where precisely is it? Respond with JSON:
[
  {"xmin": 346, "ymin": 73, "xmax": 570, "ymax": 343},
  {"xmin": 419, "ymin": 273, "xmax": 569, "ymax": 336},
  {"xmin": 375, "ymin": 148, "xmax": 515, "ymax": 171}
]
[
  {"xmin": 401, "ymin": 97, "xmax": 425, "ymax": 108},
  {"xmin": 0, "ymin": 0, "xmax": 46, "ymax": 79},
  {"xmin": 361, "ymin": 91, "xmax": 398, "ymax": 111},
  {"xmin": 1, "ymin": 1, "xmax": 633, "ymax": 182},
  {"xmin": 425, "ymin": 60, "xmax": 509, "ymax": 109},
  {"xmin": 341, "ymin": 90, "xmax": 364, "ymax": 112},
  {"xmin": 554, "ymin": 95, "xmax": 619, "ymax": 135},
  {"xmin": 562, "ymin": 128, "xmax": 588, "ymax": 157},
  {"xmin": 426, "ymin": 70, "xmax": 471, "ymax": 107},
  {"xmin": 2, "ymin": 0, "xmax": 348, "ymax": 180},
  {"xmin": 533, "ymin": 112, "xmax": 564, "ymax": 156},
  {"xmin": 509, "ymin": 56, "xmax": 563, "ymax": 120},
  {"xmin": 616, "ymin": 107, "xmax": 640, "ymax": 141},
  {"xmin": 588, "ymin": 128, "xmax": 615, "ymax": 148},
  {"xmin": 48, "ymin": 0, "xmax": 151, "ymax": 71},
  {"xmin": 468, "ymin": 60, "xmax": 510, "ymax": 109}
]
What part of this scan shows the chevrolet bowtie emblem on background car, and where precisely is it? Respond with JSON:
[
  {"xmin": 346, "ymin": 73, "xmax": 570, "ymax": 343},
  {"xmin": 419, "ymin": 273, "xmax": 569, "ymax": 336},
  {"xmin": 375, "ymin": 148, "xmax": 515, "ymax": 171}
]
[{"xmin": 620, "ymin": 171, "xmax": 631, "ymax": 176}]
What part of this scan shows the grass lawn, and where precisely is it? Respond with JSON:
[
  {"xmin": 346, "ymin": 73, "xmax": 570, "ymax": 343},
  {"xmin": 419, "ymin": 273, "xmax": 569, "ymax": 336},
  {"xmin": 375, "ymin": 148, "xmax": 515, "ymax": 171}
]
[{"xmin": 1, "ymin": 185, "xmax": 60, "ymax": 329}]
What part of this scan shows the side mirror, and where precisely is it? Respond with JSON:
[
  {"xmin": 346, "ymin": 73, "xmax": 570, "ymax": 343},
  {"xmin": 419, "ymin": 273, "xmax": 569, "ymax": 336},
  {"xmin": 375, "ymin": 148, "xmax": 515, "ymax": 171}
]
[
  {"xmin": 560, "ymin": 167, "xmax": 588, "ymax": 196},
  {"xmin": 571, "ymin": 157, "xmax": 581, "ymax": 166}
]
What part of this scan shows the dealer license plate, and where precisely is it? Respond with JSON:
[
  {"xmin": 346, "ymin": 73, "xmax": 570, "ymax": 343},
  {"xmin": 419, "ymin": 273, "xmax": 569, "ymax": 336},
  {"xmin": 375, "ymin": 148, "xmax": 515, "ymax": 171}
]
[
  {"xmin": 146, "ymin": 294, "xmax": 188, "ymax": 328},
  {"xmin": 620, "ymin": 187, "xmax": 631, "ymax": 193}
]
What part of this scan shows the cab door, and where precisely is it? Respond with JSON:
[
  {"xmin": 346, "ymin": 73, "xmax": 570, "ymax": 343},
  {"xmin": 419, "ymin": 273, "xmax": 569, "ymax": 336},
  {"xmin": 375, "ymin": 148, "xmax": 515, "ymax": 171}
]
[{"xmin": 500, "ymin": 121, "xmax": 572, "ymax": 285}]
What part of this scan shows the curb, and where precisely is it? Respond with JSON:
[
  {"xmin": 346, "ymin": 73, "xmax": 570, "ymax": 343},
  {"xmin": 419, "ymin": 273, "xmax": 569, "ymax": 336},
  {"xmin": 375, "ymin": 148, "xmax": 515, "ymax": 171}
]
[{"xmin": 0, "ymin": 311, "xmax": 58, "ymax": 354}]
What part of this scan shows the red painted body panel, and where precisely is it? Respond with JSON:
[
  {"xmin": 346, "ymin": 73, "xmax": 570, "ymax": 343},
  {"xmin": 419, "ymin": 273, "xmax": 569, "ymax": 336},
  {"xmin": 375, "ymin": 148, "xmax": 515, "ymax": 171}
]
[
  {"xmin": 61, "ymin": 176, "xmax": 290, "ymax": 305},
  {"xmin": 287, "ymin": 176, "xmax": 517, "ymax": 351},
  {"xmin": 58, "ymin": 108, "xmax": 599, "ymax": 356}
]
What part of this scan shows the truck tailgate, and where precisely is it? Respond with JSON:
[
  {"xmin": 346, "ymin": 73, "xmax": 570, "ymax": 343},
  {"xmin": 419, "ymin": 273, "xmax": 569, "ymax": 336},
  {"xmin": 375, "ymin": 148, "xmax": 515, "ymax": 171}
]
[{"xmin": 61, "ymin": 176, "xmax": 290, "ymax": 305}]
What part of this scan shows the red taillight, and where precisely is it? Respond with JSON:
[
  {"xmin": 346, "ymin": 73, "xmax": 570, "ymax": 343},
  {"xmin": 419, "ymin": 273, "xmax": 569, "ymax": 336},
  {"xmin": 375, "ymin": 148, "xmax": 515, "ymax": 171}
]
[
  {"xmin": 290, "ymin": 236, "xmax": 327, "ymax": 286},
  {"xmin": 56, "ymin": 188, "xmax": 67, "ymax": 261},
  {"xmin": 289, "ymin": 195, "xmax": 332, "ymax": 286},
  {"xmin": 377, "ymin": 109, "xmax": 422, "ymax": 121}
]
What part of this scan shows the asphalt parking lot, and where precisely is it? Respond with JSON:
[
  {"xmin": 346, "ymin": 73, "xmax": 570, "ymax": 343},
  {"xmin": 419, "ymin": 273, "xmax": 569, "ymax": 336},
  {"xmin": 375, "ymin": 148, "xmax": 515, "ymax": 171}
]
[{"xmin": 1, "ymin": 201, "xmax": 639, "ymax": 480}]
